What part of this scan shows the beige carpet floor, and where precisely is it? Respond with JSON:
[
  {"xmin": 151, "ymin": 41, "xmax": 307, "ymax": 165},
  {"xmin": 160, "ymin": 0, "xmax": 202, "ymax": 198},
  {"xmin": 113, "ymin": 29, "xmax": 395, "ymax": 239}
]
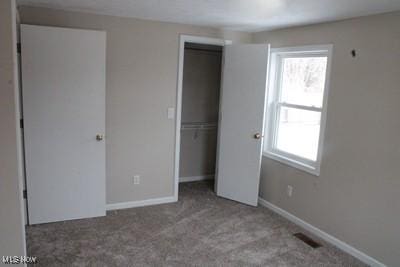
[{"xmin": 26, "ymin": 181, "xmax": 367, "ymax": 266}]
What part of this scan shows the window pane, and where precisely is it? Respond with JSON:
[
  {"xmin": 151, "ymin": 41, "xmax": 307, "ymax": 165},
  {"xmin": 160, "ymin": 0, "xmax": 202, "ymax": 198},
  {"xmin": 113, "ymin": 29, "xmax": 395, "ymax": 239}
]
[
  {"xmin": 280, "ymin": 57, "xmax": 327, "ymax": 107},
  {"xmin": 275, "ymin": 107, "xmax": 321, "ymax": 161}
]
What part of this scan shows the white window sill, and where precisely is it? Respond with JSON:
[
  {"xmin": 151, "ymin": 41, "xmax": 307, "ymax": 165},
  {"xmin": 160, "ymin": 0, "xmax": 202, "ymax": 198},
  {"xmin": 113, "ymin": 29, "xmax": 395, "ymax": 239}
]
[{"xmin": 262, "ymin": 151, "xmax": 320, "ymax": 176}]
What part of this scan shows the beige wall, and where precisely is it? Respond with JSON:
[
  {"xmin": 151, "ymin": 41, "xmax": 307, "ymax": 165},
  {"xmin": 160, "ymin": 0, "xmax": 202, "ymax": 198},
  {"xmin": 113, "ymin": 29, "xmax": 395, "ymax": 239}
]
[
  {"xmin": 253, "ymin": 12, "xmax": 400, "ymax": 266},
  {"xmin": 181, "ymin": 47, "xmax": 221, "ymax": 124},
  {"xmin": 0, "ymin": 0, "xmax": 26, "ymax": 261},
  {"xmin": 17, "ymin": 5, "xmax": 399, "ymax": 265},
  {"xmin": 18, "ymin": 6, "xmax": 251, "ymax": 204}
]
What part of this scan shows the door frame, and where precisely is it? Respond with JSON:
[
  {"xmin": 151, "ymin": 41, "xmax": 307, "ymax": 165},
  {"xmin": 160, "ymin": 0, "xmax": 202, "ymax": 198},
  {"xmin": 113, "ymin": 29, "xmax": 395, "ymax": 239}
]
[{"xmin": 174, "ymin": 35, "xmax": 231, "ymax": 201}]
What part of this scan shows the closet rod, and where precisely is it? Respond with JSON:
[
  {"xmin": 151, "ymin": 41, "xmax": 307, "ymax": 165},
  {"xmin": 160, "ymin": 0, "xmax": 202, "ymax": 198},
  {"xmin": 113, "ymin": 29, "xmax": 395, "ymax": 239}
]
[
  {"xmin": 181, "ymin": 122, "xmax": 218, "ymax": 130},
  {"xmin": 181, "ymin": 126, "xmax": 217, "ymax": 131}
]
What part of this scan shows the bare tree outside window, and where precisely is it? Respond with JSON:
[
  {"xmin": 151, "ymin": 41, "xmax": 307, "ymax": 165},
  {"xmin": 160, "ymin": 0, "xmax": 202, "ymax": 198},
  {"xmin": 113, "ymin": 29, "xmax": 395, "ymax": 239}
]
[
  {"xmin": 276, "ymin": 57, "xmax": 327, "ymax": 160},
  {"xmin": 265, "ymin": 46, "xmax": 332, "ymax": 175}
]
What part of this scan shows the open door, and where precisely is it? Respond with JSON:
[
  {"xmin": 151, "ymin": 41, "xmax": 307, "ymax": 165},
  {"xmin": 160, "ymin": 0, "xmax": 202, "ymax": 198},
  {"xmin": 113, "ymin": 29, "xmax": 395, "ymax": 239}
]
[
  {"xmin": 216, "ymin": 44, "xmax": 270, "ymax": 206},
  {"xmin": 21, "ymin": 25, "xmax": 106, "ymax": 224}
]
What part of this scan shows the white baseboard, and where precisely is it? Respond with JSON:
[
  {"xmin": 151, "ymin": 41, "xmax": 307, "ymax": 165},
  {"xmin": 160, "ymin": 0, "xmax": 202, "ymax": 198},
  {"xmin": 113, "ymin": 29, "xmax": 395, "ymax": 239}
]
[
  {"xmin": 179, "ymin": 175, "xmax": 214, "ymax": 183},
  {"xmin": 106, "ymin": 196, "xmax": 176, "ymax": 211},
  {"xmin": 258, "ymin": 197, "xmax": 385, "ymax": 267}
]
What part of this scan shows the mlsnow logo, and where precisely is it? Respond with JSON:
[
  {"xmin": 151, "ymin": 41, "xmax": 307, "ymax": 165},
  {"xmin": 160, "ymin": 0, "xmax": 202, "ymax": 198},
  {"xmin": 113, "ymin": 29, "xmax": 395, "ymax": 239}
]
[{"xmin": 2, "ymin": 256, "xmax": 38, "ymax": 264}]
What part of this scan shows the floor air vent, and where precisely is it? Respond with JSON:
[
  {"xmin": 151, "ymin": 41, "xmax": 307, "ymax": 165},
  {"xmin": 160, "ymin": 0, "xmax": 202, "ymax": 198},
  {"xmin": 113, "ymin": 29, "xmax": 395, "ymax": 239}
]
[{"xmin": 293, "ymin": 233, "xmax": 322, "ymax": 248}]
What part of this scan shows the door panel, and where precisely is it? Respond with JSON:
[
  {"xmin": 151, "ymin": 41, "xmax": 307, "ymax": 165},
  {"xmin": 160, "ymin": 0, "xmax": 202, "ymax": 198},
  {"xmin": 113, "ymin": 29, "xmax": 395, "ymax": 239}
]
[
  {"xmin": 21, "ymin": 25, "xmax": 106, "ymax": 224},
  {"xmin": 216, "ymin": 44, "xmax": 269, "ymax": 206}
]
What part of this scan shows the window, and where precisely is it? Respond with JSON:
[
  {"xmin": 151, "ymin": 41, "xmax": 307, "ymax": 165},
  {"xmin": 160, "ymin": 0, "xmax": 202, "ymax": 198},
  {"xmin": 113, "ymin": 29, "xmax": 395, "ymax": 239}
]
[{"xmin": 264, "ymin": 45, "xmax": 332, "ymax": 176}]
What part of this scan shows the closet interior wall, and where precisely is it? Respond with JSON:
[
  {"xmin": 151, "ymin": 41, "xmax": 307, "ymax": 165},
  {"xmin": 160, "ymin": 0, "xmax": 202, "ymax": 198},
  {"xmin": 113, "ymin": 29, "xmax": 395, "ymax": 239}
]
[{"xmin": 179, "ymin": 43, "xmax": 222, "ymax": 181}]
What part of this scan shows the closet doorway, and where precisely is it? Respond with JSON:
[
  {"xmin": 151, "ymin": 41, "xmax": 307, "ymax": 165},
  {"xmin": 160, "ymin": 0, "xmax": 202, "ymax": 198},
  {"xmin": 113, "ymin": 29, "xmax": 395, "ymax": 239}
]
[
  {"xmin": 180, "ymin": 42, "xmax": 222, "ymax": 184},
  {"xmin": 174, "ymin": 36, "xmax": 228, "ymax": 198},
  {"xmin": 174, "ymin": 35, "xmax": 270, "ymax": 206}
]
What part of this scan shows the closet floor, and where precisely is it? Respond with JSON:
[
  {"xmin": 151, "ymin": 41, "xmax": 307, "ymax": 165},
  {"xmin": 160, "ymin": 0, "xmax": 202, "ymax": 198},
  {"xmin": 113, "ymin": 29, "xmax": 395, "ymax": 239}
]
[{"xmin": 26, "ymin": 181, "xmax": 366, "ymax": 266}]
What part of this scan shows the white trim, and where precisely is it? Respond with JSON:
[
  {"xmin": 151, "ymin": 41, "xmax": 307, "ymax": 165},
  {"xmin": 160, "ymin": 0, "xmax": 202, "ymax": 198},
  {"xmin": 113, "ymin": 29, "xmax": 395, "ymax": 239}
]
[
  {"xmin": 258, "ymin": 197, "xmax": 386, "ymax": 267},
  {"xmin": 179, "ymin": 175, "xmax": 214, "ymax": 183},
  {"xmin": 271, "ymin": 44, "xmax": 333, "ymax": 54},
  {"xmin": 278, "ymin": 102, "xmax": 322, "ymax": 112},
  {"xmin": 12, "ymin": 1, "xmax": 27, "ymax": 264},
  {"xmin": 262, "ymin": 152, "xmax": 319, "ymax": 176},
  {"xmin": 106, "ymin": 196, "xmax": 176, "ymax": 211},
  {"xmin": 174, "ymin": 35, "xmax": 231, "ymax": 202},
  {"xmin": 264, "ymin": 44, "xmax": 333, "ymax": 177},
  {"xmin": 179, "ymin": 34, "xmax": 231, "ymax": 46}
]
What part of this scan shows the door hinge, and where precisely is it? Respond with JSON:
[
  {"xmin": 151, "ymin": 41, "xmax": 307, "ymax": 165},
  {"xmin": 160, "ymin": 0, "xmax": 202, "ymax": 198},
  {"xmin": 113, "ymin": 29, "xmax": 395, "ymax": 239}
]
[
  {"xmin": 17, "ymin": 43, "xmax": 21, "ymax": 54},
  {"xmin": 20, "ymin": 119, "xmax": 24, "ymax": 129},
  {"xmin": 23, "ymin": 190, "xmax": 27, "ymax": 199}
]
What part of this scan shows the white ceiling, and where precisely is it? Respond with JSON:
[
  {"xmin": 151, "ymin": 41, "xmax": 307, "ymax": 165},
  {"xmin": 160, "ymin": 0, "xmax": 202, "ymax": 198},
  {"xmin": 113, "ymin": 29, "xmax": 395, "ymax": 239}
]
[{"xmin": 17, "ymin": 0, "xmax": 400, "ymax": 32}]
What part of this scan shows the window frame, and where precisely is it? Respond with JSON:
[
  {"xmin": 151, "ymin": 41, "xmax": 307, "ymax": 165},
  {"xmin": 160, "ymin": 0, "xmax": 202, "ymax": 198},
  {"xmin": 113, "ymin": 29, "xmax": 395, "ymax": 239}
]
[{"xmin": 264, "ymin": 45, "xmax": 333, "ymax": 176}]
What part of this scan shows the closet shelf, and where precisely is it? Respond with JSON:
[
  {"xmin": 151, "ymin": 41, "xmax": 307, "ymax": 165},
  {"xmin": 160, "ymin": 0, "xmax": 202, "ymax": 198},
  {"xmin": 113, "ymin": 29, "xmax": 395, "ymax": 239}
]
[{"xmin": 181, "ymin": 122, "xmax": 218, "ymax": 130}]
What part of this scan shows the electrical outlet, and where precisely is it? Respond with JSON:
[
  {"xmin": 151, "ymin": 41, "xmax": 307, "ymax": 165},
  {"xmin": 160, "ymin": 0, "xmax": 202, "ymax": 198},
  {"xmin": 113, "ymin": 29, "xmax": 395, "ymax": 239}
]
[
  {"xmin": 287, "ymin": 185, "xmax": 293, "ymax": 197},
  {"xmin": 133, "ymin": 175, "xmax": 140, "ymax": 185}
]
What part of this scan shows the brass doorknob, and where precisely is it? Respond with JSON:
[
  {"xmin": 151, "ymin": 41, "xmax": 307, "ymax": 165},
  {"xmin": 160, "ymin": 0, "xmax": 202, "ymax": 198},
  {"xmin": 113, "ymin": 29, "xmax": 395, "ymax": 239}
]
[
  {"xmin": 96, "ymin": 134, "xmax": 104, "ymax": 141},
  {"xmin": 254, "ymin": 133, "xmax": 262, "ymax": 139}
]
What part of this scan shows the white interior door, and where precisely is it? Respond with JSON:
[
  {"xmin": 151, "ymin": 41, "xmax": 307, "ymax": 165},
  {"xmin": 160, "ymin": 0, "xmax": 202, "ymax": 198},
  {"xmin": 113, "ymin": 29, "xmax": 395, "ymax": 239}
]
[
  {"xmin": 21, "ymin": 25, "xmax": 106, "ymax": 224},
  {"xmin": 216, "ymin": 44, "xmax": 269, "ymax": 206}
]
